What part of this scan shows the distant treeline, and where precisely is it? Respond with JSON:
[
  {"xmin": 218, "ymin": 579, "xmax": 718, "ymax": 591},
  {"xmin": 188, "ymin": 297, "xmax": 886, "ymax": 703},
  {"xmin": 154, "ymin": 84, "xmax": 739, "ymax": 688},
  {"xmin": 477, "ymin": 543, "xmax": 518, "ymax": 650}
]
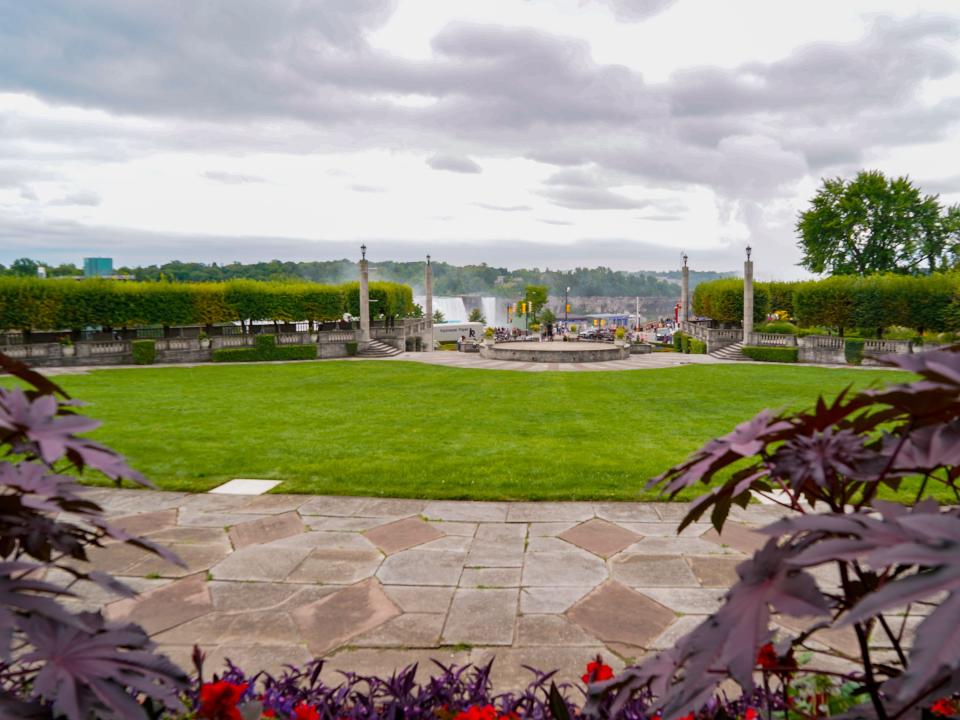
[
  {"xmin": 0, "ymin": 278, "xmax": 413, "ymax": 333},
  {"xmin": 0, "ymin": 257, "xmax": 730, "ymax": 298},
  {"xmin": 693, "ymin": 273, "xmax": 960, "ymax": 336}
]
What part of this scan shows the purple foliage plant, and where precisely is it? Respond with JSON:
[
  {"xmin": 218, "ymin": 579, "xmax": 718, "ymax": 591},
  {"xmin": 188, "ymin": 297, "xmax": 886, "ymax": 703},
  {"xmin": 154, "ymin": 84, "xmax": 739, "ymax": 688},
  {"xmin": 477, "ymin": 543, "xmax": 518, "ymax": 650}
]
[
  {"xmin": 585, "ymin": 346, "xmax": 960, "ymax": 719},
  {"xmin": 0, "ymin": 352, "xmax": 189, "ymax": 719}
]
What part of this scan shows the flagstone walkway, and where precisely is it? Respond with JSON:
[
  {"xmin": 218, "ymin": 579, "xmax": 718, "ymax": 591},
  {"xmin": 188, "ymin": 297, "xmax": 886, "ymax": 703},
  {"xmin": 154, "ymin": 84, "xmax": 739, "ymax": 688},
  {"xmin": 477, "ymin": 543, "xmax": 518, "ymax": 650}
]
[{"xmin": 67, "ymin": 488, "xmax": 821, "ymax": 690}]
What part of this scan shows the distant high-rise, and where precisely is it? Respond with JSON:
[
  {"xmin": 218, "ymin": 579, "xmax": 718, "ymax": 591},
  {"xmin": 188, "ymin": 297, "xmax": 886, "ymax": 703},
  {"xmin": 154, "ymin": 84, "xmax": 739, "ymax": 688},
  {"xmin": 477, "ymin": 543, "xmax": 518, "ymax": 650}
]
[{"xmin": 83, "ymin": 257, "xmax": 113, "ymax": 277}]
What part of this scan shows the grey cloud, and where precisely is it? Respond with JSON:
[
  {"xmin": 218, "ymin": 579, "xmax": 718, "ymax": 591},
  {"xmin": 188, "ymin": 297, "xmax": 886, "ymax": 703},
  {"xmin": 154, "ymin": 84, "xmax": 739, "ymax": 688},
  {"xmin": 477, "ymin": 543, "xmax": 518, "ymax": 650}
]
[
  {"xmin": 669, "ymin": 14, "xmax": 958, "ymax": 118},
  {"xmin": 595, "ymin": 0, "xmax": 678, "ymax": 22},
  {"xmin": 638, "ymin": 214, "xmax": 683, "ymax": 222},
  {"xmin": 427, "ymin": 154, "xmax": 482, "ymax": 173},
  {"xmin": 539, "ymin": 218, "xmax": 573, "ymax": 226},
  {"xmin": 204, "ymin": 171, "xmax": 266, "ymax": 184},
  {"xmin": 350, "ymin": 183, "xmax": 386, "ymax": 192},
  {"xmin": 48, "ymin": 191, "xmax": 101, "ymax": 207},
  {"xmin": 543, "ymin": 169, "xmax": 601, "ymax": 187},
  {"xmin": 920, "ymin": 174, "xmax": 960, "ymax": 196},
  {"xmin": 474, "ymin": 203, "xmax": 531, "ymax": 212},
  {"xmin": 541, "ymin": 186, "xmax": 654, "ymax": 210}
]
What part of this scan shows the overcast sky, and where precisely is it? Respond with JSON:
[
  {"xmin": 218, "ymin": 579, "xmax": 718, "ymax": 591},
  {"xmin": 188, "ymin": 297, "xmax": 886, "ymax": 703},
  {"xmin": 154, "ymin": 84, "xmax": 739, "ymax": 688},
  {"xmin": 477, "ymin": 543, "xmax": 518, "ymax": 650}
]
[{"xmin": 1, "ymin": 0, "xmax": 959, "ymax": 279}]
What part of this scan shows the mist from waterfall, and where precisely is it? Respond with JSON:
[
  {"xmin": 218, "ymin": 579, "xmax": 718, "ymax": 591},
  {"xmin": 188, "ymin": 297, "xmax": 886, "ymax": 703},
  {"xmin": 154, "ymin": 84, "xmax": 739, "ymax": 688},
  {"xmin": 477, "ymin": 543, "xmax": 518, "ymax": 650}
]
[{"xmin": 414, "ymin": 295, "xmax": 467, "ymax": 322}]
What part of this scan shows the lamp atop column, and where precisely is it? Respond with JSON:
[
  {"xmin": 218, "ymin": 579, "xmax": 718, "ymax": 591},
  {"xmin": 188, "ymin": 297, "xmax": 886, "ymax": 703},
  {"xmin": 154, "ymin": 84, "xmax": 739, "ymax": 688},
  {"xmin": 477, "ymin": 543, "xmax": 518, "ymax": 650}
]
[
  {"xmin": 746, "ymin": 244, "xmax": 752, "ymax": 261},
  {"xmin": 426, "ymin": 254, "xmax": 431, "ymax": 266},
  {"xmin": 361, "ymin": 244, "xmax": 367, "ymax": 260},
  {"xmin": 682, "ymin": 252, "xmax": 688, "ymax": 267}
]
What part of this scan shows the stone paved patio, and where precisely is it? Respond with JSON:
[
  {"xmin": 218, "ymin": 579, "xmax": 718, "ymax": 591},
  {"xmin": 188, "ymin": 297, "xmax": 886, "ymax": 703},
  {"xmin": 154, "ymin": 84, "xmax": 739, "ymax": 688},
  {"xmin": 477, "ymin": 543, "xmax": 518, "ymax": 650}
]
[{"xmin": 74, "ymin": 489, "xmax": 863, "ymax": 690}]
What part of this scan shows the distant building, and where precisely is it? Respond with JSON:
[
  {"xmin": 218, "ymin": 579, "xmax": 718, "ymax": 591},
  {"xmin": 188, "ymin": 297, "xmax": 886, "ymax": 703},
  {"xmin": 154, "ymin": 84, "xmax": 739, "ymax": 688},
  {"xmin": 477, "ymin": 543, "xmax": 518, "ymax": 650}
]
[
  {"xmin": 37, "ymin": 266, "xmax": 47, "ymax": 279},
  {"xmin": 83, "ymin": 257, "xmax": 114, "ymax": 277}
]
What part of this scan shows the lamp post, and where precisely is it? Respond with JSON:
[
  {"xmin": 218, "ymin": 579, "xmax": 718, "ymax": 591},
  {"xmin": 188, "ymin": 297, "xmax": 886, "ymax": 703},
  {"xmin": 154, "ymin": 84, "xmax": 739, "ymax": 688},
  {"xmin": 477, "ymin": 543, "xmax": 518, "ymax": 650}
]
[
  {"xmin": 564, "ymin": 286, "xmax": 570, "ymax": 324},
  {"xmin": 743, "ymin": 245, "xmax": 754, "ymax": 343}
]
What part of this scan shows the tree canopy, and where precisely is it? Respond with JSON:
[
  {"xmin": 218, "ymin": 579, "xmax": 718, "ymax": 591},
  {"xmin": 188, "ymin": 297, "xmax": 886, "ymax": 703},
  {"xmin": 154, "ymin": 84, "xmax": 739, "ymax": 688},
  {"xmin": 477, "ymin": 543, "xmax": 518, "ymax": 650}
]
[{"xmin": 796, "ymin": 170, "xmax": 960, "ymax": 276}]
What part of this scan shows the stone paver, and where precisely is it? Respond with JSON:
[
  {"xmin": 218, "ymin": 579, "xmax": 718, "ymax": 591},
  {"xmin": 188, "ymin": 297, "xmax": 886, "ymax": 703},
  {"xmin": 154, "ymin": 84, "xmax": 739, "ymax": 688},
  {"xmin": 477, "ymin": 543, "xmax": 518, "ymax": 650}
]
[
  {"xmin": 76, "ymin": 489, "xmax": 803, "ymax": 687},
  {"xmin": 293, "ymin": 578, "xmax": 400, "ymax": 655},
  {"xmin": 228, "ymin": 511, "xmax": 305, "ymax": 550},
  {"xmin": 567, "ymin": 581, "xmax": 676, "ymax": 648},
  {"xmin": 442, "ymin": 588, "xmax": 518, "ymax": 646},
  {"xmin": 106, "ymin": 573, "xmax": 213, "ymax": 635},
  {"xmin": 559, "ymin": 518, "xmax": 640, "ymax": 558},
  {"xmin": 365, "ymin": 516, "xmax": 445, "ymax": 554},
  {"xmin": 377, "ymin": 549, "xmax": 467, "ymax": 586},
  {"xmin": 610, "ymin": 554, "xmax": 699, "ymax": 587}
]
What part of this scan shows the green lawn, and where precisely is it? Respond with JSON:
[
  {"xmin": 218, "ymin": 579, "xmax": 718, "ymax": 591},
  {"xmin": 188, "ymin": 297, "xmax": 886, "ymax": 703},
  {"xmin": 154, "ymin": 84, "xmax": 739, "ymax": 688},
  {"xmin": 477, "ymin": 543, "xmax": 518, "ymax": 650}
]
[{"xmin": 7, "ymin": 360, "xmax": 921, "ymax": 501}]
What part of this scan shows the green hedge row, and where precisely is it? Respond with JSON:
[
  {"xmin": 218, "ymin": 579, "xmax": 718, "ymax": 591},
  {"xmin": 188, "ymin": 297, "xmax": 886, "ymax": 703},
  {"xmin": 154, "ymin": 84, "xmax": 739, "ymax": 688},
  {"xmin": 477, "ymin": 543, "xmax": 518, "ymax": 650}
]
[
  {"xmin": 212, "ymin": 335, "xmax": 318, "ymax": 363},
  {"xmin": 0, "ymin": 278, "xmax": 413, "ymax": 332},
  {"xmin": 688, "ymin": 338, "xmax": 707, "ymax": 354},
  {"xmin": 693, "ymin": 273, "xmax": 960, "ymax": 335},
  {"xmin": 131, "ymin": 339, "xmax": 156, "ymax": 365},
  {"xmin": 741, "ymin": 346, "xmax": 799, "ymax": 363},
  {"xmin": 691, "ymin": 278, "xmax": 770, "ymax": 325}
]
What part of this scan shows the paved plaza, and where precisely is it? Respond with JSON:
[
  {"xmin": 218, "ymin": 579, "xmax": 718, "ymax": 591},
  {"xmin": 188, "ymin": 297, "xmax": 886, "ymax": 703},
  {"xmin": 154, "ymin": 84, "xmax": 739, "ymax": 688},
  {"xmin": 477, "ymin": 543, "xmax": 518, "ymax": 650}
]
[{"xmin": 68, "ymin": 488, "xmax": 830, "ymax": 690}]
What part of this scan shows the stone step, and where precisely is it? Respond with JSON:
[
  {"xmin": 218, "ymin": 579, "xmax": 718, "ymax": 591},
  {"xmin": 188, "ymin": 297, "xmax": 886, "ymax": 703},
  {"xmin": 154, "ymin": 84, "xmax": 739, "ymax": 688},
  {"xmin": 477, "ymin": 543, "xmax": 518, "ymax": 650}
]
[
  {"xmin": 358, "ymin": 340, "xmax": 403, "ymax": 358},
  {"xmin": 709, "ymin": 341, "xmax": 749, "ymax": 361}
]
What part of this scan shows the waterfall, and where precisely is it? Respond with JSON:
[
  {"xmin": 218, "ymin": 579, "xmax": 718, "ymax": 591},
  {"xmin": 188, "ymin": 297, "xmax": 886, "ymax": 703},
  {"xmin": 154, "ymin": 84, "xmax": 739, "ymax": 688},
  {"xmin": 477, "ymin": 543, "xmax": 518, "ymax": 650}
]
[
  {"xmin": 481, "ymin": 297, "xmax": 498, "ymax": 326},
  {"xmin": 413, "ymin": 295, "xmax": 468, "ymax": 322}
]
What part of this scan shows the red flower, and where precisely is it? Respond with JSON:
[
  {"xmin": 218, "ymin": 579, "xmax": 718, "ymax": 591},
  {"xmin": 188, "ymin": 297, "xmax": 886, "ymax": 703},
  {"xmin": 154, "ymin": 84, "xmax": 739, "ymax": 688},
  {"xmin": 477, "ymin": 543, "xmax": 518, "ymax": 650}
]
[
  {"xmin": 581, "ymin": 661, "xmax": 614, "ymax": 684},
  {"xmin": 263, "ymin": 710, "xmax": 276, "ymax": 719},
  {"xmin": 932, "ymin": 697, "xmax": 959, "ymax": 717},
  {"xmin": 197, "ymin": 680, "xmax": 248, "ymax": 720},
  {"xmin": 454, "ymin": 705, "xmax": 499, "ymax": 720},
  {"xmin": 756, "ymin": 643, "xmax": 778, "ymax": 669},
  {"xmin": 743, "ymin": 709, "xmax": 758, "ymax": 720},
  {"xmin": 292, "ymin": 703, "xmax": 321, "ymax": 720}
]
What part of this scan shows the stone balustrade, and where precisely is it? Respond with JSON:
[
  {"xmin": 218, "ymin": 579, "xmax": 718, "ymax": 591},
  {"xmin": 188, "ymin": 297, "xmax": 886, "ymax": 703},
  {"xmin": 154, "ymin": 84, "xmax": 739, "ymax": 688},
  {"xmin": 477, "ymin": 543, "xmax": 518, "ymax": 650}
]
[
  {"xmin": 748, "ymin": 332, "xmax": 798, "ymax": 347},
  {"xmin": 864, "ymin": 338, "xmax": 912, "ymax": 355}
]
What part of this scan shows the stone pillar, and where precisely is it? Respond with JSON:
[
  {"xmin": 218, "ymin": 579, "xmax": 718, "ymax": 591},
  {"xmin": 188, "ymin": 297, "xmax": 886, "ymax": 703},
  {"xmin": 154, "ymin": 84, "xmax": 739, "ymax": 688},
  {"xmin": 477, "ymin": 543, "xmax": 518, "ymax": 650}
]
[
  {"xmin": 743, "ymin": 246, "xmax": 754, "ymax": 343},
  {"xmin": 359, "ymin": 246, "xmax": 370, "ymax": 346},
  {"xmin": 681, "ymin": 258, "xmax": 690, "ymax": 324},
  {"xmin": 425, "ymin": 255, "xmax": 433, "ymax": 351}
]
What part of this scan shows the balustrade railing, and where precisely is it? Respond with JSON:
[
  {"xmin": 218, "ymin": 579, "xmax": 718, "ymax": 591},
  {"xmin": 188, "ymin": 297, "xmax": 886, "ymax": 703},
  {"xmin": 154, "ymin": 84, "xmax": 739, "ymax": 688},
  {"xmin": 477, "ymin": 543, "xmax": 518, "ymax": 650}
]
[
  {"xmin": 799, "ymin": 335, "xmax": 844, "ymax": 350},
  {"xmin": 748, "ymin": 332, "xmax": 797, "ymax": 347},
  {"xmin": 864, "ymin": 338, "xmax": 912, "ymax": 354}
]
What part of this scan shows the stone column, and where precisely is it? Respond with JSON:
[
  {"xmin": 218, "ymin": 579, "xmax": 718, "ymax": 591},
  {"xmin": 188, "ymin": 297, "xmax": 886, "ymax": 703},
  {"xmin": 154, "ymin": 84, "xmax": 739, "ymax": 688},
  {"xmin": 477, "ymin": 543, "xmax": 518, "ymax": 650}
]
[
  {"xmin": 680, "ymin": 254, "xmax": 690, "ymax": 324},
  {"xmin": 743, "ymin": 246, "xmax": 754, "ymax": 343},
  {"xmin": 359, "ymin": 246, "xmax": 371, "ymax": 346},
  {"xmin": 424, "ymin": 254, "xmax": 433, "ymax": 351}
]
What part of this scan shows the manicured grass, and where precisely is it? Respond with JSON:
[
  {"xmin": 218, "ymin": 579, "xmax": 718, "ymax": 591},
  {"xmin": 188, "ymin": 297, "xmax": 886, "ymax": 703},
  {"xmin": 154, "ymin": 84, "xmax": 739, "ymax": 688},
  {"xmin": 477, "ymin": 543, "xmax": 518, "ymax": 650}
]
[{"xmin": 5, "ymin": 360, "xmax": 921, "ymax": 501}]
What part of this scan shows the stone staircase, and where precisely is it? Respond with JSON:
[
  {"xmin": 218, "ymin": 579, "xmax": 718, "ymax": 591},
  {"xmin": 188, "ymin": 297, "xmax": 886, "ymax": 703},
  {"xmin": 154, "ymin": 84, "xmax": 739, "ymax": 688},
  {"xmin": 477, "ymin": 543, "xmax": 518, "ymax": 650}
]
[
  {"xmin": 358, "ymin": 340, "xmax": 403, "ymax": 358},
  {"xmin": 709, "ymin": 341, "xmax": 749, "ymax": 361}
]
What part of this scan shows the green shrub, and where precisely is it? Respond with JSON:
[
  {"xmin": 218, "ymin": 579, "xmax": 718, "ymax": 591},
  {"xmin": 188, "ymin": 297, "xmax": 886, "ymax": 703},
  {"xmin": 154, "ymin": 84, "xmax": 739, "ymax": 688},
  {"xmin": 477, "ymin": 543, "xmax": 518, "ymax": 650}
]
[
  {"xmin": 131, "ymin": 339, "xmax": 156, "ymax": 365},
  {"xmin": 673, "ymin": 332, "xmax": 683, "ymax": 351},
  {"xmin": 345, "ymin": 341, "xmax": 358, "ymax": 356},
  {"xmin": 212, "ymin": 335, "xmax": 317, "ymax": 362},
  {"xmin": 692, "ymin": 278, "xmax": 769, "ymax": 324},
  {"xmin": 681, "ymin": 334, "xmax": 692, "ymax": 353},
  {"xmin": 755, "ymin": 320, "xmax": 799, "ymax": 335},
  {"xmin": 844, "ymin": 338, "xmax": 865, "ymax": 366},
  {"xmin": 741, "ymin": 346, "xmax": 798, "ymax": 363},
  {"xmin": 688, "ymin": 338, "xmax": 707, "ymax": 354}
]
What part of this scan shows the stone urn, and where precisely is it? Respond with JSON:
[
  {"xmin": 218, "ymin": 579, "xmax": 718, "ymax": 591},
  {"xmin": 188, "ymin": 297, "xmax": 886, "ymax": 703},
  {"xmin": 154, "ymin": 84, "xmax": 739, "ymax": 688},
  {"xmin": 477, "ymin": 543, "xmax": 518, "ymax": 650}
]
[
  {"xmin": 61, "ymin": 344, "xmax": 75, "ymax": 357},
  {"xmin": 199, "ymin": 337, "xmax": 211, "ymax": 349}
]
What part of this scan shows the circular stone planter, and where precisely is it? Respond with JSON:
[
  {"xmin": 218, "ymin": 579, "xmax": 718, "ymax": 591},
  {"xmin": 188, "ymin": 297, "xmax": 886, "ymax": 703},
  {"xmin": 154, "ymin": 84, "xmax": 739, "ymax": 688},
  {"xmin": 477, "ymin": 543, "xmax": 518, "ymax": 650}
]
[{"xmin": 479, "ymin": 341, "xmax": 628, "ymax": 363}]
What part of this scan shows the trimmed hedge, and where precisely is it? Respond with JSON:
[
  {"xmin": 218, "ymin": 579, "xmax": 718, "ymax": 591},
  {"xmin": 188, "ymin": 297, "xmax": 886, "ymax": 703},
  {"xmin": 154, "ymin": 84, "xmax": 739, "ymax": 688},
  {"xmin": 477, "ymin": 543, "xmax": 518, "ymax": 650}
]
[
  {"xmin": 131, "ymin": 339, "xmax": 156, "ymax": 365},
  {"xmin": 844, "ymin": 338, "xmax": 865, "ymax": 366},
  {"xmin": 673, "ymin": 332, "xmax": 684, "ymax": 351},
  {"xmin": 692, "ymin": 278, "xmax": 770, "ymax": 324},
  {"xmin": 0, "ymin": 278, "xmax": 413, "ymax": 332},
  {"xmin": 695, "ymin": 273, "xmax": 960, "ymax": 336},
  {"xmin": 345, "ymin": 341, "xmax": 358, "ymax": 356},
  {"xmin": 212, "ymin": 335, "xmax": 317, "ymax": 363},
  {"xmin": 742, "ymin": 345, "xmax": 798, "ymax": 363},
  {"xmin": 688, "ymin": 338, "xmax": 707, "ymax": 354}
]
